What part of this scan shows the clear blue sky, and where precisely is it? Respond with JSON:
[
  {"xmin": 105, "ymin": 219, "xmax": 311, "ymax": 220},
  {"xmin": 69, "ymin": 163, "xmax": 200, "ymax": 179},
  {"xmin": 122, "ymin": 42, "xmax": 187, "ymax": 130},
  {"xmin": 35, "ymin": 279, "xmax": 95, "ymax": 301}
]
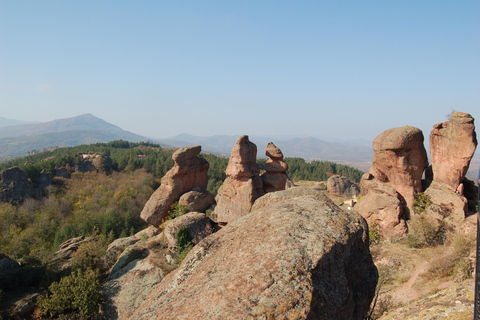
[{"xmin": 1, "ymin": 1, "xmax": 478, "ymax": 142}]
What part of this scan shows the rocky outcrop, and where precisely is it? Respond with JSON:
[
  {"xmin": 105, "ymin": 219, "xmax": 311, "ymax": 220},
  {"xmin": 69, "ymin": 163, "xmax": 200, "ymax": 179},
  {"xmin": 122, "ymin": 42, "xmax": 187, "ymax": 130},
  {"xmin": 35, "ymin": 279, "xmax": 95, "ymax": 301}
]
[
  {"xmin": 131, "ymin": 187, "xmax": 378, "ymax": 320},
  {"xmin": 52, "ymin": 236, "xmax": 94, "ymax": 270},
  {"xmin": 164, "ymin": 212, "xmax": 216, "ymax": 250},
  {"xmin": 214, "ymin": 135, "xmax": 264, "ymax": 223},
  {"xmin": 178, "ymin": 190, "xmax": 215, "ymax": 213},
  {"xmin": 370, "ymin": 126, "xmax": 428, "ymax": 210},
  {"xmin": 140, "ymin": 146, "xmax": 209, "ymax": 227},
  {"xmin": 261, "ymin": 142, "xmax": 289, "ymax": 193},
  {"xmin": 430, "ymin": 112, "xmax": 477, "ymax": 191},
  {"xmin": 327, "ymin": 175, "xmax": 360, "ymax": 198},
  {"xmin": 0, "ymin": 253, "xmax": 21, "ymax": 286},
  {"xmin": 0, "ymin": 167, "xmax": 33, "ymax": 204},
  {"xmin": 355, "ymin": 173, "xmax": 408, "ymax": 239},
  {"xmin": 355, "ymin": 126, "xmax": 428, "ymax": 239}
]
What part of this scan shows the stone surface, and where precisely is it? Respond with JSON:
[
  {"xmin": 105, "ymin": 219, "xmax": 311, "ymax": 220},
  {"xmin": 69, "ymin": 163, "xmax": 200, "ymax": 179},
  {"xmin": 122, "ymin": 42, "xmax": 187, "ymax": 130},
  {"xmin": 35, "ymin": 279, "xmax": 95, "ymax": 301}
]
[
  {"xmin": 178, "ymin": 190, "xmax": 215, "ymax": 213},
  {"xmin": 214, "ymin": 136, "xmax": 265, "ymax": 222},
  {"xmin": 140, "ymin": 146, "xmax": 209, "ymax": 227},
  {"xmin": 430, "ymin": 112, "xmax": 477, "ymax": 191},
  {"xmin": 327, "ymin": 175, "xmax": 360, "ymax": 198},
  {"xmin": 370, "ymin": 125, "xmax": 428, "ymax": 211},
  {"xmin": 164, "ymin": 212, "xmax": 216, "ymax": 250},
  {"xmin": 0, "ymin": 167, "xmax": 33, "ymax": 204},
  {"xmin": 355, "ymin": 173, "xmax": 408, "ymax": 239},
  {"xmin": 131, "ymin": 187, "xmax": 378, "ymax": 320},
  {"xmin": 52, "ymin": 236, "xmax": 94, "ymax": 269},
  {"xmin": 425, "ymin": 181, "xmax": 468, "ymax": 222},
  {"xmin": 379, "ymin": 280, "xmax": 474, "ymax": 320},
  {"xmin": 261, "ymin": 142, "xmax": 289, "ymax": 193}
]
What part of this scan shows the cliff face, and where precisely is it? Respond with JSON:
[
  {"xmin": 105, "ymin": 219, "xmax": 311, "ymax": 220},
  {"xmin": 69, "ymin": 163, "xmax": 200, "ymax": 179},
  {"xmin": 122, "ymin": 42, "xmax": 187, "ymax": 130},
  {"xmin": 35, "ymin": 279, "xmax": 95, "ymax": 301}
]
[{"xmin": 131, "ymin": 187, "xmax": 378, "ymax": 320}]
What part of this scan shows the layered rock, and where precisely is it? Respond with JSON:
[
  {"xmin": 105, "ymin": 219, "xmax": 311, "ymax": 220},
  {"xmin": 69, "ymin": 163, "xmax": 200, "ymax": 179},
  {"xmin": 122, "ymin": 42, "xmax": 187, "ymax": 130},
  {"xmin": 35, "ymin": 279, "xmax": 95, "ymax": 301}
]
[
  {"xmin": 430, "ymin": 112, "xmax": 477, "ymax": 191},
  {"xmin": 214, "ymin": 135, "xmax": 264, "ymax": 223},
  {"xmin": 140, "ymin": 146, "xmax": 209, "ymax": 227},
  {"xmin": 261, "ymin": 142, "xmax": 289, "ymax": 193},
  {"xmin": 327, "ymin": 175, "xmax": 360, "ymax": 198},
  {"xmin": 131, "ymin": 187, "xmax": 378, "ymax": 320}
]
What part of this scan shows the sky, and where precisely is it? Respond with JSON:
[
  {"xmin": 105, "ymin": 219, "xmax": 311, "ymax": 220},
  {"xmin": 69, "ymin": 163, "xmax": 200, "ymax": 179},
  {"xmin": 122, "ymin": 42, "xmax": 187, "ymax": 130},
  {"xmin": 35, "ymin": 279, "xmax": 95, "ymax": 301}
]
[{"xmin": 0, "ymin": 1, "xmax": 479, "ymax": 142}]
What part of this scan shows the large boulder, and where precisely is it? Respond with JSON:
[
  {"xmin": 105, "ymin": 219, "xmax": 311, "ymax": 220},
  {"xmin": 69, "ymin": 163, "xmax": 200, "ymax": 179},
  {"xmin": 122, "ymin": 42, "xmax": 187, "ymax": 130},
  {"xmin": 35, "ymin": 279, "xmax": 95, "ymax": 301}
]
[
  {"xmin": 131, "ymin": 187, "xmax": 378, "ymax": 320},
  {"xmin": 214, "ymin": 135, "xmax": 265, "ymax": 222},
  {"xmin": 355, "ymin": 173, "xmax": 408, "ymax": 239},
  {"xmin": 430, "ymin": 112, "xmax": 477, "ymax": 191},
  {"xmin": 0, "ymin": 167, "xmax": 33, "ymax": 204},
  {"xmin": 140, "ymin": 146, "xmax": 209, "ymax": 227},
  {"xmin": 261, "ymin": 142, "xmax": 289, "ymax": 193},
  {"xmin": 327, "ymin": 175, "xmax": 360, "ymax": 198},
  {"xmin": 178, "ymin": 190, "xmax": 215, "ymax": 213},
  {"xmin": 370, "ymin": 126, "xmax": 428, "ymax": 211}
]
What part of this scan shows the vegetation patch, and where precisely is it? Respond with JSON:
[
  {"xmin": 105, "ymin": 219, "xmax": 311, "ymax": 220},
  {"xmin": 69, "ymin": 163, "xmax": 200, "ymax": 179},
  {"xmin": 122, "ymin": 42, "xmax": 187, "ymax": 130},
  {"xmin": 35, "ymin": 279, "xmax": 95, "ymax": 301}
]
[{"xmin": 176, "ymin": 226, "xmax": 194, "ymax": 264}]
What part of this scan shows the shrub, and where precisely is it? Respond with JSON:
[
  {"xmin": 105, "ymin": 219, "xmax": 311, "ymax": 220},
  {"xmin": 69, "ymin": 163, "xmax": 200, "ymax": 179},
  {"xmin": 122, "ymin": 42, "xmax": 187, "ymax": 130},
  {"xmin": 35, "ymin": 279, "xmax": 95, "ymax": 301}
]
[
  {"xmin": 406, "ymin": 216, "xmax": 445, "ymax": 248},
  {"xmin": 368, "ymin": 222, "xmax": 380, "ymax": 245},
  {"xmin": 36, "ymin": 269, "xmax": 101, "ymax": 319},
  {"xmin": 413, "ymin": 192, "xmax": 432, "ymax": 214},
  {"xmin": 176, "ymin": 226, "xmax": 193, "ymax": 264}
]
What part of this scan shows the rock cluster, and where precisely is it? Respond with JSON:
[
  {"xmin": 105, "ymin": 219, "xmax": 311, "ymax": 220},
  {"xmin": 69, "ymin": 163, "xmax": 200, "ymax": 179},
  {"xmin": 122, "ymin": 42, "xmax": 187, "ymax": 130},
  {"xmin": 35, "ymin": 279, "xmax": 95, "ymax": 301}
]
[
  {"xmin": 214, "ymin": 135, "xmax": 265, "ymax": 223},
  {"xmin": 261, "ymin": 142, "xmax": 289, "ymax": 193},
  {"xmin": 140, "ymin": 146, "xmax": 211, "ymax": 227},
  {"xmin": 327, "ymin": 174, "xmax": 360, "ymax": 198},
  {"xmin": 355, "ymin": 113, "xmax": 477, "ymax": 239},
  {"xmin": 130, "ymin": 187, "xmax": 378, "ymax": 320}
]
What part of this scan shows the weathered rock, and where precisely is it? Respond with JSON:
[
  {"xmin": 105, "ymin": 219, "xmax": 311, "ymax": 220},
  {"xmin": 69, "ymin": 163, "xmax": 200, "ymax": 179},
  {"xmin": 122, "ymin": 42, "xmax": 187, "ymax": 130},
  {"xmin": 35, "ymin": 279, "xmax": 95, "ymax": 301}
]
[
  {"xmin": 355, "ymin": 173, "xmax": 408, "ymax": 239},
  {"xmin": 370, "ymin": 126, "xmax": 428, "ymax": 210},
  {"xmin": 131, "ymin": 187, "xmax": 378, "ymax": 320},
  {"xmin": 140, "ymin": 146, "xmax": 209, "ymax": 227},
  {"xmin": 425, "ymin": 181, "xmax": 468, "ymax": 222},
  {"xmin": 430, "ymin": 112, "xmax": 477, "ymax": 191},
  {"xmin": 164, "ymin": 212, "xmax": 215, "ymax": 250},
  {"xmin": 55, "ymin": 167, "xmax": 69, "ymax": 178},
  {"xmin": 178, "ymin": 190, "xmax": 215, "ymax": 213},
  {"xmin": 103, "ymin": 250, "xmax": 164, "ymax": 320},
  {"xmin": 261, "ymin": 142, "xmax": 289, "ymax": 193},
  {"xmin": 327, "ymin": 175, "xmax": 360, "ymax": 197},
  {"xmin": 0, "ymin": 167, "xmax": 33, "ymax": 204},
  {"xmin": 214, "ymin": 136, "xmax": 265, "ymax": 222},
  {"xmin": 52, "ymin": 236, "xmax": 94, "ymax": 269},
  {"xmin": 379, "ymin": 280, "xmax": 474, "ymax": 320},
  {"xmin": 0, "ymin": 253, "xmax": 20, "ymax": 282}
]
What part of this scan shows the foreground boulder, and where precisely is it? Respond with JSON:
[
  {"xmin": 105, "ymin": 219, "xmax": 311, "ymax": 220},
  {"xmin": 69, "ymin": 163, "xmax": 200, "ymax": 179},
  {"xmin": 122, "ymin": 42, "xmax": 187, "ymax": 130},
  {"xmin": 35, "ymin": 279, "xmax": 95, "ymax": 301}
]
[
  {"xmin": 327, "ymin": 174, "xmax": 360, "ymax": 198},
  {"xmin": 261, "ymin": 142, "xmax": 289, "ymax": 193},
  {"xmin": 131, "ymin": 187, "xmax": 378, "ymax": 320},
  {"xmin": 430, "ymin": 112, "xmax": 477, "ymax": 192},
  {"xmin": 214, "ymin": 135, "xmax": 265, "ymax": 222},
  {"xmin": 140, "ymin": 146, "xmax": 209, "ymax": 227}
]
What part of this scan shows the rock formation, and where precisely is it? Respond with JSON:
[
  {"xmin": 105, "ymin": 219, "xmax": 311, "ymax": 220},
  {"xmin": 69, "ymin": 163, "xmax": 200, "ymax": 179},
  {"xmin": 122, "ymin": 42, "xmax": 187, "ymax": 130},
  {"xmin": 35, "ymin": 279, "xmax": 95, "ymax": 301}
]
[
  {"xmin": 355, "ymin": 126, "xmax": 428, "ymax": 239},
  {"xmin": 131, "ymin": 187, "xmax": 378, "ymax": 320},
  {"xmin": 164, "ymin": 212, "xmax": 216, "ymax": 250},
  {"xmin": 261, "ymin": 142, "xmax": 289, "ymax": 193},
  {"xmin": 355, "ymin": 173, "xmax": 408, "ymax": 239},
  {"xmin": 430, "ymin": 112, "xmax": 477, "ymax": 191},
  {"xmin": 178, "ymin": 190, "xmax": 215, "ymax": 213},
  {"xmin": 214, "ymin": 135, "xmax": 264, "ymax": 223},
  {"xmin": 140, "ymin": 146, "xmax": 209, "ymax": 227},
  {"xmin": 370, "ymin": 126, "xmax": 428, "ymax": 210},
  {"xmin": 327, "ymin": 175, "xmax": 360, "ymax": 198},
  {"xmin": 0, "ymin": 167, "xmax": 33, "ymax": 204}
]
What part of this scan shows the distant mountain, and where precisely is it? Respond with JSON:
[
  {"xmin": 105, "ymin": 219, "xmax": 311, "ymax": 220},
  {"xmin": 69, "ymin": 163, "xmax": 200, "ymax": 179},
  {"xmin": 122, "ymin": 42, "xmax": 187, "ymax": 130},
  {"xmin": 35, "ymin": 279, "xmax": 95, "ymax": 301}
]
[
  {"xmin": 159, "ymin": 134, "xmax": 374, "ymax": 162},
  {"xmin": 0, "ymin": 116, "xmax": 38, "ymax": 128},
  {"xmin": 0, "ymin": 114, "xmax": 149, "ymax": 158}
]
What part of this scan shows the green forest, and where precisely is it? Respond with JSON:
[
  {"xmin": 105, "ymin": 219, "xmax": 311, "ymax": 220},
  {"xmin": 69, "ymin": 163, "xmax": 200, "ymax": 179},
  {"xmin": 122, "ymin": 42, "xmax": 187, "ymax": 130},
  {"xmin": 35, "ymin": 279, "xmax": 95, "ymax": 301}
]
[{"xmin": 0, "ymin": 140, "xmax": 364, "ymax": 318}]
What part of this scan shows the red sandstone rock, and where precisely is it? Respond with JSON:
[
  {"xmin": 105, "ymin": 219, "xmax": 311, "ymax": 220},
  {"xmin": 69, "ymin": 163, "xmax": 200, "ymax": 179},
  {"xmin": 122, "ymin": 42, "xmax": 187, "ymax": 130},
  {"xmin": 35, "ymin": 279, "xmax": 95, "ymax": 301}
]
[
  {"xmin": 178, "ymin": 190, "xmax": 215, "ymax": 213},
  {"xmin": 327, "ymin": 175, "xmax": 360, "ymax": 198},
  {"xmin": 214, "ymin": 136, "xmax": 264, "ymax": 222},
  {"xmin": 131, "ymin": 187, "xmax": 378, "ymax": 320},
  {"xmin": 355, "ymin": 173, "xmax": 407, "ymax": 239},
  {"xmin": 429, "ymin": 112, "xmax": 477, "ymax": 191},
  {"xmin": 370, "ymin": 126, "xmax": 428, "ymax": 211},
  {"xmin": 140, "ymin": 146, "xmax": 209, "ymax": 227},
  {"xmin": 261, "ymin": 142, "xmax": 289, "ymax": 193}
]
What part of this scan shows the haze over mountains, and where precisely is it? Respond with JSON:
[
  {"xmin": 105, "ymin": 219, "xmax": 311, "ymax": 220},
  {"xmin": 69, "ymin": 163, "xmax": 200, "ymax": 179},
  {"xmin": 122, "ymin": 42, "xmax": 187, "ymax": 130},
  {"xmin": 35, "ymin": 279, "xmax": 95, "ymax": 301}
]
[{"xmin": 0, "ymin": 114, "xmax": 477, "ymax": 180}]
